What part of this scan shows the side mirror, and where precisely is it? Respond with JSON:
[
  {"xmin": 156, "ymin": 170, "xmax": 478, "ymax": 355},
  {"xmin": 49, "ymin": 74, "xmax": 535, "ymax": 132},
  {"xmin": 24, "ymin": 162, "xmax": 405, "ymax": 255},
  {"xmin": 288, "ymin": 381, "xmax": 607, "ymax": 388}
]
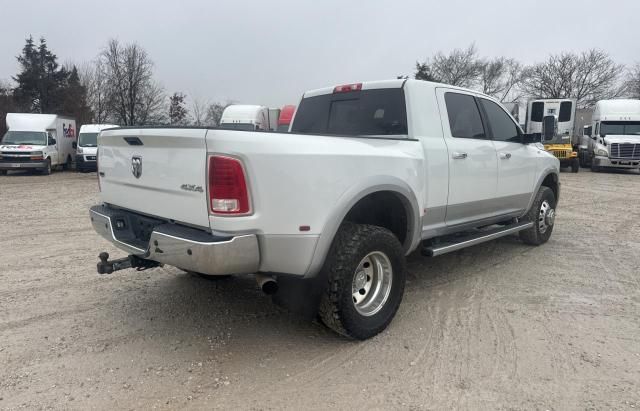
[
  {"xmin": 72, "ymin": 141, "xmax": 77, "ymax": 149},
  {"xmin": 48, "ymin": 137, "xmax": 57, "ymax": 146},
  {"xmin": 522, "ymin": 133, "xmax": 540, "ymax": 144},
  {"xmin": 591, "ymin": 135, "xmax": 597, "ymax": 140}
]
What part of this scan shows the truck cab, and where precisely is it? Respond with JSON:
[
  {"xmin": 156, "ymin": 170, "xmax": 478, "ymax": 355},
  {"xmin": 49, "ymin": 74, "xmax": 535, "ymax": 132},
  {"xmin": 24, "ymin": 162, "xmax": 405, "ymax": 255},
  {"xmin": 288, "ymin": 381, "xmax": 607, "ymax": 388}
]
[
  {"xmin": 583, "ymin": 99, "xmax": 640, "ymax": 171},
  {"xmin": 90, "ymin": 79, "xmax": 559, "ymax": 339},
  {"xmin": 526, "ymin": 99, "xmax": 579, "ymax": 172},
  {"xmin": 0, "ymin": 113, "xmax": 76, "ymax": 175},
  {"xmin": 76, "ymin": 124, "xmax": 118, "ymax": 172}
]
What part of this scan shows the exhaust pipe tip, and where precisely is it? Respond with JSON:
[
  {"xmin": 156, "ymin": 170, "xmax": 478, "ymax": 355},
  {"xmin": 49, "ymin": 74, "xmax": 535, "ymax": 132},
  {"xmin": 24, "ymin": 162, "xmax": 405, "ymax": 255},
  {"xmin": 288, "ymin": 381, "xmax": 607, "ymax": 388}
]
[{"xmin": 256, "ymin": 274, "xmax": 278, "ymax": 295}]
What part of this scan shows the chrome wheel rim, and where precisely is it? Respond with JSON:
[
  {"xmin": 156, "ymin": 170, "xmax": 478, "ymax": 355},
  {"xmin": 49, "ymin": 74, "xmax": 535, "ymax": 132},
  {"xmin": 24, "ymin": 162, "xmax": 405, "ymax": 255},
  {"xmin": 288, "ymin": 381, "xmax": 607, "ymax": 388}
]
[
  {"xmin": 538, "ymin": 200, "xmax": 555, "ymax": 234},
  {"xmin": 351, "ymin": 251, "xmax": 393, "ymax": 317}
]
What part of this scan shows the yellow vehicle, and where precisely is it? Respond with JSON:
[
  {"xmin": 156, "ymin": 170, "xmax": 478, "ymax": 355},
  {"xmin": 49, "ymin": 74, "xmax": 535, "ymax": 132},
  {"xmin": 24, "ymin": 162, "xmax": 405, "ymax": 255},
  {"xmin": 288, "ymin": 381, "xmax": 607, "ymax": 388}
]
[
  {"xmin": 543, "ymin": 142, "xmax": 579, "ymax": 173},
  {"xmin": 526, "ymin": 99, "xmax": 579, "ymax": 173}
]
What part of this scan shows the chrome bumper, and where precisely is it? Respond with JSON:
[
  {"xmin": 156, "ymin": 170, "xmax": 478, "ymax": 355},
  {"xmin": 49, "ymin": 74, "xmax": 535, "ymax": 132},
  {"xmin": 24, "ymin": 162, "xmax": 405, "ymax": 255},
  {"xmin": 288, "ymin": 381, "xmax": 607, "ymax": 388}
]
[
  {"xmin": 0, "ymin": 161, "xmax": 46, "ymax": 170},
  {"xmin": 89, "ymin": 205, "xmax": 260, "ymax": 275},
  {"xmin": 594, "ymin": 156, "xmax": 640, "ymax": 169}
]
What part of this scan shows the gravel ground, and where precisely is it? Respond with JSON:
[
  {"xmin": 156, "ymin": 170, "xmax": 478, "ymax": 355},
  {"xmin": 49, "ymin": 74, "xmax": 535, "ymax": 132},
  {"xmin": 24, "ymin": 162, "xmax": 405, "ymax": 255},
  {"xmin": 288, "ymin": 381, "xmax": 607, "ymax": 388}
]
[{"xmin": 1, "ymin": 168, "xmax": 639, "ymax": 410}]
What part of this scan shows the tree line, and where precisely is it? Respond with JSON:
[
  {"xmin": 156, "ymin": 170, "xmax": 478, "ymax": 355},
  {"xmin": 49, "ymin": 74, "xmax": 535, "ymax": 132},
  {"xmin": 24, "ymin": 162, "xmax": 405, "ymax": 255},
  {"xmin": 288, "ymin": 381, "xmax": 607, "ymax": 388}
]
[
  {"xmin": 413, "ymin": 44, "xmax": 640, "ymax": 108},
  {"xmin": 0, "ymin": 37, "xmax": 229, "ymax": 136},
  {"xmin": 2, "ymin": 38, "xmax": 640, "ymax": 138}
]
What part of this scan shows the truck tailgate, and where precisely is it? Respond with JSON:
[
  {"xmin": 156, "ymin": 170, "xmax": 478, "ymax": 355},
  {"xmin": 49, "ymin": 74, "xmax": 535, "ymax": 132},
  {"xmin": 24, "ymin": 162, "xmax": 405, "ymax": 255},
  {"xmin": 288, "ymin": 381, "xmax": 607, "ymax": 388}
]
[{"xmin": 98, "ymin": 128, "xmax": 210, "ymax": 228}]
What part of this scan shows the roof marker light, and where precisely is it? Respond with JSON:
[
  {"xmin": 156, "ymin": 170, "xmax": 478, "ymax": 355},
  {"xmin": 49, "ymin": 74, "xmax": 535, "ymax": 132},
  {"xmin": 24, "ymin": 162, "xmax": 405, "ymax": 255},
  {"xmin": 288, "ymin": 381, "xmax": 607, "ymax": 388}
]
[{"xmin": 333, "ymin": 83, "xmax": 362, "ymax": 93}]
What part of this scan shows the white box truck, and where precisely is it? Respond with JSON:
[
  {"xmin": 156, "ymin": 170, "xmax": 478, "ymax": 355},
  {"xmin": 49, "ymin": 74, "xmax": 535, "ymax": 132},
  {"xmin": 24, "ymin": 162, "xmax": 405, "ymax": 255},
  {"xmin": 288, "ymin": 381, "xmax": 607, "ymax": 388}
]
[
  {"xmin": 0, "ymin": 113, "xmax": 76, "ymax": 175},
  {"xmin": 220, "ymin": 105, "xmax": 288, "ymax": 131},
  {"xmin": 76, "ymin": 124, "xmax": 118, "ymax": 172},
  {"xmin": 219, "ymin": 105, "xmax": 271, "ymax": 131},
  {"xmin": 579, "ymin": 99, "xmax": 640, "ymax": 171}
]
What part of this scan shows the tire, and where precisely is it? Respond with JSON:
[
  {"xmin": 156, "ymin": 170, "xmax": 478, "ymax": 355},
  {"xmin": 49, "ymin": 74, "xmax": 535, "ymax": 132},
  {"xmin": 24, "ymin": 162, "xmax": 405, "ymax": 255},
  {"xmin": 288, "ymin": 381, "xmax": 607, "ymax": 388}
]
[
  {"xmin": 63, "ymin": 155, "xmax": 72, "ymax": 171},
  {"xmin": 571, "ymin": 158, "xmax": 579, "ymax": 173},
  {"xmin": 318, "ymin": 223, "xmax": 406, "ymax": 340},
  {"xmin": 41, "ymin": 159, "xmax": 52, "ymax": 175},
  {"xmin": 519, "ymin": 186, "xmax": 556, "ymax": 246}
]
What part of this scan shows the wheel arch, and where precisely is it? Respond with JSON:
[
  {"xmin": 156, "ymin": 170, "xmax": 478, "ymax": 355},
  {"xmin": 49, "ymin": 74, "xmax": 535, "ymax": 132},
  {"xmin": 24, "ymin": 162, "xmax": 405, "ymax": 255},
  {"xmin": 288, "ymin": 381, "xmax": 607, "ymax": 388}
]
[
  {"xmin": 524, "ymin": 169, "xmax": 560, "ymax": 215},
  {"xmin": 304, "ymin": 176, "xmax": 421, "ymax": 278}
]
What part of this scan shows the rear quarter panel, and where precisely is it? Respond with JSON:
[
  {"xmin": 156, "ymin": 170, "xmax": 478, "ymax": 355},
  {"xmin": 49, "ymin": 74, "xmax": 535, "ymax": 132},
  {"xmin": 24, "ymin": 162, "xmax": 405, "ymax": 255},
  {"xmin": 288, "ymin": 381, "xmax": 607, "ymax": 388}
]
[{"xmin": 206, "ymin": 130, "xmax": 425, "ymax": 275}]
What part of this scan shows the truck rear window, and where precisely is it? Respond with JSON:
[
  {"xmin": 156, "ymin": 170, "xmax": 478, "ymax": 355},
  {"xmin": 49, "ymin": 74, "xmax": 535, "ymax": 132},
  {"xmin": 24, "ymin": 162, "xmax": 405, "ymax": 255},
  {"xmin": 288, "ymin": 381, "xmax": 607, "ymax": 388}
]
[{"xmin": 291, "ymin": 88, "xmax": 408, "ymax": 136}]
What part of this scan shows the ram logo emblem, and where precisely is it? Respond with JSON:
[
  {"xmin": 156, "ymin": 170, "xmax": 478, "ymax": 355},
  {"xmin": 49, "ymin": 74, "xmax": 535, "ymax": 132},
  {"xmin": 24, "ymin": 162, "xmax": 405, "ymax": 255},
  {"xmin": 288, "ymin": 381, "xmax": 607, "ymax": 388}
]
[{"xmin": 131, "ymin": 155, "xmax": 142, "ymax": 179}]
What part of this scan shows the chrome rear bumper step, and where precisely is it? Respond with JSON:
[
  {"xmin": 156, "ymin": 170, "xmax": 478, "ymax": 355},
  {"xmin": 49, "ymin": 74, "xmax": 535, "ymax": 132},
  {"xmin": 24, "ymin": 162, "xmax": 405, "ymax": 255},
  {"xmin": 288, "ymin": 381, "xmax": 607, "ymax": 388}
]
[{"xmin": 422, "ymin": 221, "xmax": 533, "ymax": 257}]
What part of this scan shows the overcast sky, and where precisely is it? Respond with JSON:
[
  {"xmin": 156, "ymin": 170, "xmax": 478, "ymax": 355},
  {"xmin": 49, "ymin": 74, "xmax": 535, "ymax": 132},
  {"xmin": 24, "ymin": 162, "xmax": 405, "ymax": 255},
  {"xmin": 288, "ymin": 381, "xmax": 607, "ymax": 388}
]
[{"xmin": 1, "ymin": 0, "xmax": 638, "ymax": 107}]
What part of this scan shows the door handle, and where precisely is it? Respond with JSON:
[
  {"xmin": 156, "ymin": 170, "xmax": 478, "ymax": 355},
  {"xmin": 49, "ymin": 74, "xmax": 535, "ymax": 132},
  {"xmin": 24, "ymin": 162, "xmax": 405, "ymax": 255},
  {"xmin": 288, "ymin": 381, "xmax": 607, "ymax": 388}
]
[
  {"xmin": 452, "ymin": 152, "xmax": 468, "ymax": 160},
  {"xmin": 499, "ymin": 152, "xmax": 512, "ymax": 159}
]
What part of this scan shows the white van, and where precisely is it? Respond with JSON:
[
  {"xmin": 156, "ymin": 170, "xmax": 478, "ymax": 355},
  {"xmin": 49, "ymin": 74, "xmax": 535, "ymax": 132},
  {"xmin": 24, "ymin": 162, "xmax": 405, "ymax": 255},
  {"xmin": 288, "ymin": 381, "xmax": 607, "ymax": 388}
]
[
  {"xmin": 581, "ymin": 99, "xmax": 640, "ymax": 171},
  {"xmin": 0, "ymin": 113, "xmax": 76, "ymax": 175},
  {"xmin": 76, "ymin": 124, "xmax": 118, "ymax": 172},
  {"xmin": 219, "ymin": 105, "xmax": 275, "ymax": 131}
]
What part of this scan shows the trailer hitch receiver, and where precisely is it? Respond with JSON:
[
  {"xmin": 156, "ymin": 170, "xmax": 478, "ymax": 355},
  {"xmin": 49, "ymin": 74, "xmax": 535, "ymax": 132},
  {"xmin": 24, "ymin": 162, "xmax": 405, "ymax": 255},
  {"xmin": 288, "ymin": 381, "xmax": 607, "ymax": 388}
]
[{"xmin": 97, "ymin": 252, "xmax": 161, "ymax": 275}]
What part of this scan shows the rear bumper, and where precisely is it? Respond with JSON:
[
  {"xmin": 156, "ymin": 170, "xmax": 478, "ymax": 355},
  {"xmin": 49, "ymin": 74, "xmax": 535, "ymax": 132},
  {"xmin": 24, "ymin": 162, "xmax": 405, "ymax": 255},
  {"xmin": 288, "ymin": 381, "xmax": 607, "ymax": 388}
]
[
  {"xmin": 594, "ymin": 156, "xmax": 640, "ymax": 169},
  {"xmin": 89, "ymin": 205, "xmax": 260, "ymax": 275},
  {"xmin": 0, "ymin": 161, "xmax": 46, "ymax": 170}
]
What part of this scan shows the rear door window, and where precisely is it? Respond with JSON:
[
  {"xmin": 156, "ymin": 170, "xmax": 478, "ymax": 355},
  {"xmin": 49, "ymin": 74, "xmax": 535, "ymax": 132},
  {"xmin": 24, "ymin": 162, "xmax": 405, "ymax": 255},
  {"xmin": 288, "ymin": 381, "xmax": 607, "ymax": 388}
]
[
  {"xmin": 291, "ymin": 88, "xmax": 408, "ymax": 136},
  {"xmin": 444, "ymin": 92, "xmax": 486, "ymax": 139}
]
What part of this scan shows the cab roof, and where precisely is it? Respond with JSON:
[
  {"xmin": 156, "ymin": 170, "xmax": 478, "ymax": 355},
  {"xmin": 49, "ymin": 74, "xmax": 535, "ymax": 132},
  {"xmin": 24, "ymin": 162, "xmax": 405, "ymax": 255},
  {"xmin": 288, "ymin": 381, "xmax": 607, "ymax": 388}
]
[
  {"xmin": 594, "ymin": 99, "xmax": 640, "ymax": 116},
  {"xmin": 301, "ymin": 79, "xmax": 490, "ymax": 100},
  {"xmin": 79, "ymin": 124, "xmax": 119, "ymax": 133}
]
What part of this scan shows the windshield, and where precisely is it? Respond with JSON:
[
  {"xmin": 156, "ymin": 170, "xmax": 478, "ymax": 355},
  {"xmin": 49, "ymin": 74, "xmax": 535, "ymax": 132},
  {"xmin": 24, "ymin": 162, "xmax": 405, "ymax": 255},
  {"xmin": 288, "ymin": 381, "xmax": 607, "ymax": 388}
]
[
  {"xmin": 291, "ymin": 88, "xmax": 408, "ymax": 136},
  {"xmin": 1, "ymin": 130, "xmax": 47, "ymax": 145},
  {"xmin": 600, "ymin": 121, "xmax": 640, "ymax": 136},
  {"xmin": 219, "ymin": 123, "xmax": 257, "ymax": 131},
  {"xmin": 78, "ymin": 132, "xmax": 99, "ymax": 147}
]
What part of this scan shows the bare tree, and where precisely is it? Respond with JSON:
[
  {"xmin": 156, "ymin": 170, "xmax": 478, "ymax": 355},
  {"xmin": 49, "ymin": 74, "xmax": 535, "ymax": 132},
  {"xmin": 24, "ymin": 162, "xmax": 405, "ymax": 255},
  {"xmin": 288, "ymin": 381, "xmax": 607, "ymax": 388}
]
[
  {"xmin": 521, "ymin": 49, "xmax": 625, "ymax": 108},
  {"xmin": 626, "ymin": 63, "xmax": 640, "ymax": 99},
  {"xmin": 479, "ymin": 57, "xmax": 524, "ymax": 102},
  {"xmin": 99, "ymin": 39, "xmax": 165, "ymax": 125},
  {"xmin": 416, "ymin": 44, "xmax": 483, "ymax": 88},
  {"xmin": 79, "ymin": 60, "xmax": 110, "ymax": 123},
  {"xmin": 0, "ymin": 79, "xmax": 18, "ymax": 136},
  {"xmin": 204, "ymin": 102, "xmax": 227, "ymax": 127},
  {"xmin": 135, "ymin": 81, "xmax": 165, "ymax": 125},
  {"xmin": 190, "ymin": 96, "xmax": 208, "ymax": 126}
]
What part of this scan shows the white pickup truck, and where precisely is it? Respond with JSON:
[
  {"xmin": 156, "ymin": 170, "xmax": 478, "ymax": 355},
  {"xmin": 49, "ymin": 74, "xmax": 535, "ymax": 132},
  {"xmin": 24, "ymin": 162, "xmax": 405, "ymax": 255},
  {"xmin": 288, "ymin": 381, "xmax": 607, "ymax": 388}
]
[{"xmin": 91, "ymin": 79, "xmax": 560, "ymax": 339}]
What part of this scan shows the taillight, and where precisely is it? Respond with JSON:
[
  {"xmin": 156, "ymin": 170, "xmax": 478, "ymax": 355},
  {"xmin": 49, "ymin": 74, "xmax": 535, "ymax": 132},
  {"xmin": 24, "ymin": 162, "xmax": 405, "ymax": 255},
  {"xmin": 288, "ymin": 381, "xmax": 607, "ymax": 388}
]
[
  {"xmin": 208, "ymin": 155, "xmax": 250, "ymax": 215},
  {"xmin": 333, "ymin": 83, "xmax": 362, "ymax": 93}
]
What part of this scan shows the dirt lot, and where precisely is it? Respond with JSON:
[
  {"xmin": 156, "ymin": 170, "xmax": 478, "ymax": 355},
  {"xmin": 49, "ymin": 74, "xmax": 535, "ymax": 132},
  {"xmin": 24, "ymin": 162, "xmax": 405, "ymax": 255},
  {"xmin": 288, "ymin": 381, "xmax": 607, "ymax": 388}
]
[{"xmin": 1, "ymin": 169, "xmax": 639, "ymax": 410}]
